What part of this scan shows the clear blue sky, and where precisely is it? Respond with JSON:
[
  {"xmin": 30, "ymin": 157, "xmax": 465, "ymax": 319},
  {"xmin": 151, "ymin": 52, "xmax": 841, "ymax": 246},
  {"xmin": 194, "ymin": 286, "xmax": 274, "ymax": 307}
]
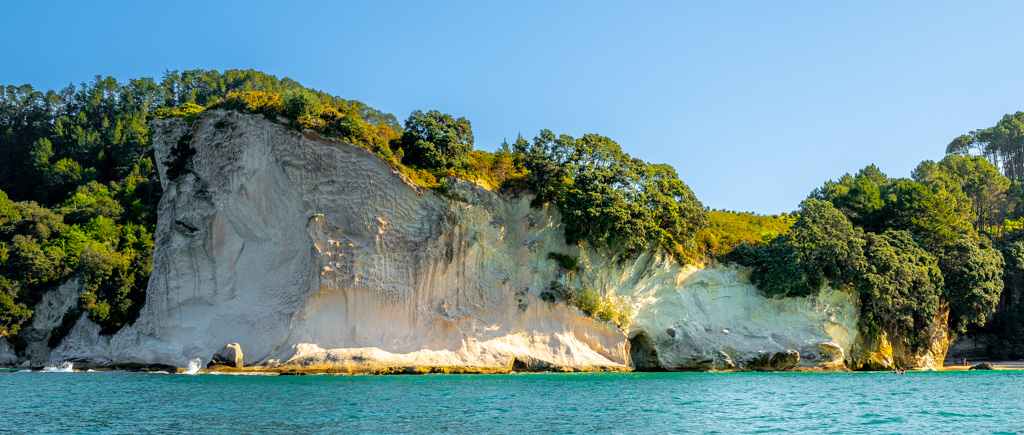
[{"xmin": 5, "ymin": 1, "xmax": 1024, "ymax": 214}]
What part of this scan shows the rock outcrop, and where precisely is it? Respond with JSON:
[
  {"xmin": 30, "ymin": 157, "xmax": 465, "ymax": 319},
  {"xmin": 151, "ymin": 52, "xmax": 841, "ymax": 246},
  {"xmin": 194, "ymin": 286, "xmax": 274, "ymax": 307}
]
[
  {"xmin": 0, "ymin": 338, "xmax": 19, "ymax": 367},
  {"xmin": 211, "ymin": 343, "xmax": 243, "ymax": 368},
  {"xmin": 850, "ymin": 308, "xmax": 950, "ymax": 370},
  {"xmin": 21, "ymin": 277, "xmax": 83, "ymax": 364},
  {"xmin": 970, "ymin": 362, "xmax": 995, "ymax": 370},
  {"xmin": 33, "ymin": 110, "xmax": 944, "ymax": 372},
  {"xmin": 746, "ymin": 350, "xmax": 800, "ymax": 372}
]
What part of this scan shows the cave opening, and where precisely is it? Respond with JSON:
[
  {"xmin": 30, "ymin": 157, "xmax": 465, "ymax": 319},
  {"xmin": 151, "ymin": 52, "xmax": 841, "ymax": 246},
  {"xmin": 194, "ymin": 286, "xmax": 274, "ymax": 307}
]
[{"xmin": 629, "ymin": 330, "xmax": 664, "ymax": 371}]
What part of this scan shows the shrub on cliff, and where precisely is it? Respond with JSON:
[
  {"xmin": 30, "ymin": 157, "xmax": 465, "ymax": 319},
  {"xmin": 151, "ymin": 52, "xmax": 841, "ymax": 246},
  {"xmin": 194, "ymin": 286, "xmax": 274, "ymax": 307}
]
[
  {"xmin": 215, "ymin": 91, "xmax": 283, "ymax": 116},
  {"xmin": 695, "ymin": 211, "xmax": 795, "ymax": 259},
  {"xmin": 548, "ymin": 252, "xmax": 580, "ymax": 272},
  {"xmin": 151, "ymin": 103, "xmax": 205, "ymax": 121},
  {"xmin": 546, "ymin": 281, "xmax": 633, "ymax": 328},
  {"xmin": 284, "ymin": 90, "xmax": 323, "ymax": 120}
]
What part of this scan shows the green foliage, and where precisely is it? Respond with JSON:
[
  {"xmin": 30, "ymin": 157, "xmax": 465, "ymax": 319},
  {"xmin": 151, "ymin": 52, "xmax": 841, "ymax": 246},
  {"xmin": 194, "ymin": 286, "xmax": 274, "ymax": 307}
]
[
  {"xmin": 742, "ymin": 156, "xmax": 1015, "ymax": 350},
  {"xmin": 546, "ymin": 281, "xmax": 632, "ymax": 328},
  {"xmin": 736, "ymin": 236, "xmax": 812, "ymax": 297},
  {"xmin": 947, "ymin": 111, "xmax": 1024, "ymax": 180},
  {"xmin": 696, "ymin": 211, "xmax": 794, "ymax": 258},
  {"xmin": 401, "ymin": 110, "xmax": 474, "ymax": 170},
  {"xmin": 547, "ymin": 252, "xmax": 580, "ymax": 272},
  {"xmin": 739, "ymin": 199, "xmax": 865, "ymax": 297},
  {"xmin": 284, "ymin": 90, "xmax": 323, "ymax": 120},
  {"xmin": 788, "ymin": 199, "xmax": 867, "ymax": 291},
  {"xmin": 857, "ymin": 230, "xmax": 944, "ymax": 344},
  {"xmin": 0, "ymin": 277, "xmax": 31, "ymax": 337},
  {"xmin": 515, "ymin": 130, "xmax": 707, "ymax": 262},
  {"xmin": 939, "ymin": 237, "xmax": 1004, "ymax": 333}
]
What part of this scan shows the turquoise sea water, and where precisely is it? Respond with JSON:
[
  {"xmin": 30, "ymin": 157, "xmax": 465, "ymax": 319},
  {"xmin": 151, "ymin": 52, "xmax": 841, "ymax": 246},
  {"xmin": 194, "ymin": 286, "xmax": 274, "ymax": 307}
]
[{"xmin": 1, "ymin": 370, "xmax": 1022, "ymax": 434}]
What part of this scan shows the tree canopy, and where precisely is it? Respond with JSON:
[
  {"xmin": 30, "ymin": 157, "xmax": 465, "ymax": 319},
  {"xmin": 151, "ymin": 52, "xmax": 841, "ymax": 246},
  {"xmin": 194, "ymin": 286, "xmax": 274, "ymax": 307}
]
[
  {"xmin": 400, "ymin": 110, "xmax": 474, "ymax": 170},
  {"xmin": 515, "ymin": 130, "xmax": 707, "ymax": 261},
  {"xmin": 737, "ymin": 155, "xmax": 1013, "ymax": 347}
]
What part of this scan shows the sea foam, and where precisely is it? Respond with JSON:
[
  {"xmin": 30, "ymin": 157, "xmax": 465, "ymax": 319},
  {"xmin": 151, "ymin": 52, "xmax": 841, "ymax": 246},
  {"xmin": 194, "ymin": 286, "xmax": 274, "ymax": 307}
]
[{"xmin": 42, "ymin": 362, "xmax": 74, "ymax": 372}]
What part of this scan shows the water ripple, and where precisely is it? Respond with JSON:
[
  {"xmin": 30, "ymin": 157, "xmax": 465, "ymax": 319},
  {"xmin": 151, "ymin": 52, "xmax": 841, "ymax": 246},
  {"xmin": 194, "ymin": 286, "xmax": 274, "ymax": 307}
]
[{"xmin": 1, "ymin": 371, "xmax": 1022, "ymax": 433}]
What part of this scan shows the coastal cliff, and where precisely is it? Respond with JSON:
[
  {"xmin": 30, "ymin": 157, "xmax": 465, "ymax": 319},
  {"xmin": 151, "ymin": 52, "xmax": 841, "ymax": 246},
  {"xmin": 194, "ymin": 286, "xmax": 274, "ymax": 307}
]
[{"xmin": 25, "ymin": 111, "xmax": 945, "ymax": 372}]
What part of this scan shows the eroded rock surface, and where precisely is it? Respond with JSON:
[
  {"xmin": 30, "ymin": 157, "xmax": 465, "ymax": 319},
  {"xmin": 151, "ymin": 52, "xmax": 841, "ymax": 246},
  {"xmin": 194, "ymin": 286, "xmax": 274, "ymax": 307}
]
[
  {"xmin": 22, "ymin": 277, "xmax": 82, "ymax": 363},
  {"xmin": 747, "ymin": 350, "xmax": 801, "ymax": 371},
  {"xmin": 211, "ymin": 343, "xmax": 243, "ymax": 367},
  {"xmin": 0, "ymin": 338, "xmax": 19, "ymax": 366}
]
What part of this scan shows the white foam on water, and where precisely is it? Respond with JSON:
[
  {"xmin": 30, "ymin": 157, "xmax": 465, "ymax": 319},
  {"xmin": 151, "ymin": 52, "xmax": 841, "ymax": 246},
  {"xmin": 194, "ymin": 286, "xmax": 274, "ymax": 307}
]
[
  {"xmin": 207, "ymin": 371, "xmax": 276, "ymax": 376},
  {"xmin": 42, "ymin": 362, "xmax": 74, "ymax": 372},
  {"xmin": 182, "ymin": 358, "xmax": 203, "ymax": 375}
]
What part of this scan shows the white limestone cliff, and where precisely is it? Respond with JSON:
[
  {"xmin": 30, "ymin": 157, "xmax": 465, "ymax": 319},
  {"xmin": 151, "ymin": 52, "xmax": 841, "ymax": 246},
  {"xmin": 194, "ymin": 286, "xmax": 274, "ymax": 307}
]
[{"xmin": 41, "ymin": 110, "xmax": 871, "ymax": 371}]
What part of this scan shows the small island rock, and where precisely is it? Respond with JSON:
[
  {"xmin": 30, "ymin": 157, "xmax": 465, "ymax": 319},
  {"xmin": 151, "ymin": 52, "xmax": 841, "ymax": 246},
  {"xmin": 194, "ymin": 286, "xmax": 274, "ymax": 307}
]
[{"xmin": 969, "ymin": 362, "xmax": 995, "ymax": 371}]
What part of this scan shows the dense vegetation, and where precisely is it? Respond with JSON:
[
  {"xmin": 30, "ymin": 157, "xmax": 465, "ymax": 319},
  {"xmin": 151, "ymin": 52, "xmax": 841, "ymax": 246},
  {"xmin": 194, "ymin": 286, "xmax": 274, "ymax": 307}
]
[
  {"xmin": 514, "ymin": 131, "xmax": 707, "ymax": 262},
  {"xmin": 733, "ymin": 151, "xmax": 1024, "ymax": 352},
  {"xmin": 696, "ymin": 211, "xmax": 794, "ymax": 258}
]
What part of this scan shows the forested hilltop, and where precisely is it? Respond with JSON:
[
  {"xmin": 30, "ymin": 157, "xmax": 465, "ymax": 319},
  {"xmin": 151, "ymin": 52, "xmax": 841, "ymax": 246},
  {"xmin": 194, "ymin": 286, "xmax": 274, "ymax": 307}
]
[
  {"xmin": 733, "ymin": 114, "xmax": 1024, "ymax": 356},
  {"xmin": 3, "ymin": 69, "xmax": 1024, "ymax": 362}
]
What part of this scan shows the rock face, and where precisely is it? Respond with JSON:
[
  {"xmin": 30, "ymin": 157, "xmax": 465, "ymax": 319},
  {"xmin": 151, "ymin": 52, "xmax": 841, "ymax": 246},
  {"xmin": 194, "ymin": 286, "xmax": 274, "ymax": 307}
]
[
  {"xmin": 0, "ymin": 338, "xmax": 19, "ymax": 366},
  {"xmin": 746, "ymin": 350, "xmax": 801, "ymax": 371},
  {"xmin": 607, "ymin": 265, "xmax": 860, "ymax": 371},
  {"xmin": 850, "ymin": 308, "xmax": 950, "ymax": 371},
  {"xmin": 38, "ymin": 110, "xmax": 938, "ymax": 372},
  {"xmin": 970, "ymin": 362, "xmax": 995, "ymax": 370},
  {"xmin": 22, "ymin": 277, "xmax": 83, "ymax": 364},
  {"xmin": 211, "ymin": 343, "xmax": 243, "ymax": 367}
]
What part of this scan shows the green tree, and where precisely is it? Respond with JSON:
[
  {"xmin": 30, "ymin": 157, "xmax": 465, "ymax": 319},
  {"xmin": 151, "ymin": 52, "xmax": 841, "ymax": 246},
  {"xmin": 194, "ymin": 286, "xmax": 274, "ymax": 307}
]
[
  {"xmin": 946, "ymin": 112, "xmax": 1024, "ymax": 180},
  {"xmin": 283, "ymin": 90, "xmax": 322, "ymax": 120},
  {"xmin": 401, "ymin": 110, "xmax": 474, "ymax": 169},
  {"xmin": 0, "ymin": 277, "xmax": 31, "ymax": 337},
  {"xmin": 740, "ymin": 199, "xmax": 866, "ymax": 297},
  {"xmin": 788, "ymin": 198, "xmax": 867, "ymax": 290},
  {"xmin": 939, "ymin": 237, "xmax": 1004, "ymax": 333},
  {"xmin": 743, "ymin": 236, "xmax": 813, "ymax": 297},
  {"xmin": 857, "ymin": 230, "xmax": 944, "ymax": 344}
]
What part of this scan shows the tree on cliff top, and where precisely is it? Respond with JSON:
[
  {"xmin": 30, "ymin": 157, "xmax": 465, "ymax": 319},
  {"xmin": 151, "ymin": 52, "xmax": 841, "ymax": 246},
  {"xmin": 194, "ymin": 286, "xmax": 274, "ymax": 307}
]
[
  {"xmin": 400, "ymin": 110, "xmax": 474, "ymax": 170},
  {"xmin": 515, "ymin": 129, "xmax": 707, "ymax": 262}
]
